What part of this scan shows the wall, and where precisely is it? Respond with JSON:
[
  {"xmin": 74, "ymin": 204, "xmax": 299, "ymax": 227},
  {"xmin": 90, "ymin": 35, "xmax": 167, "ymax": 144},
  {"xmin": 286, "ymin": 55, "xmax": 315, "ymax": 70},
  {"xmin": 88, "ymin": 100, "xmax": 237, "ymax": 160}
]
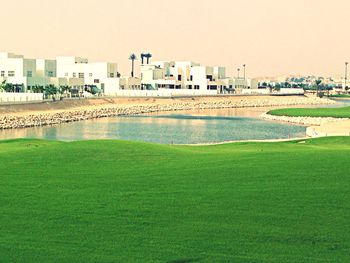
[
  {"xmin": 0, "ymin": 92, "xmax": 43, "ymax": 104},
  {"xmin": 241, "ymin": 89, "xmax": 270, "ymax": 95},
  {"xmin": 112, "ymin": 88, "xmax": 218, "ymax": 97},
  {"xmin": 103, "ymin": 78, "xmax": 120, "ymax": 95},
  {"xmin": 280, "ymin": 88, "xmax": 304, "ymax": 95}
]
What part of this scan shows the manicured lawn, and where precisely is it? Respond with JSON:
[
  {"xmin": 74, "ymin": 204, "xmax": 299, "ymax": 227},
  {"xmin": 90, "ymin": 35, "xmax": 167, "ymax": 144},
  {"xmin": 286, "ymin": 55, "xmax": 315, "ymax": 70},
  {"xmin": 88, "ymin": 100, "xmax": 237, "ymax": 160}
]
[
  {"xmin": 1, "ymin": 138, "xmax": 350, "ymax": 262},
  {"xmin": 328, "ymin": 94, "xmax": 350, "ymax": 98},
  {"xmin": 268, "ymin": 106, "xmax": 350, "ymax": 118}
]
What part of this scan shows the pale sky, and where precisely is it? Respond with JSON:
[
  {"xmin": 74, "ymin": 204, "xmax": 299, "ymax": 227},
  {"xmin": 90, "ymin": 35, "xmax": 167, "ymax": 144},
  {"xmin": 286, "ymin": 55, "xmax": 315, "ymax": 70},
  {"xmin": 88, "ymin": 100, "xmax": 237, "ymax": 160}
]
[{"xmin": 1, "ymin": 0, "xmax": 349, "ymax": 78}]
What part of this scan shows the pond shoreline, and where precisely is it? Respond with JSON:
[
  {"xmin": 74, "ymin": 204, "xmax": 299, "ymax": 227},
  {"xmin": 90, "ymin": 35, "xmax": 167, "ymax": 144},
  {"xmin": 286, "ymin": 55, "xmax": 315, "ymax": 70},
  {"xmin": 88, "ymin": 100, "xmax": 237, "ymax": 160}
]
[
  {"xmin": 0, "ymin": 96, "xmax": 334, "ymax": 130},
  {"xmin": 261, "ymin": 112, "xmax": 350, "ymax": 138}
]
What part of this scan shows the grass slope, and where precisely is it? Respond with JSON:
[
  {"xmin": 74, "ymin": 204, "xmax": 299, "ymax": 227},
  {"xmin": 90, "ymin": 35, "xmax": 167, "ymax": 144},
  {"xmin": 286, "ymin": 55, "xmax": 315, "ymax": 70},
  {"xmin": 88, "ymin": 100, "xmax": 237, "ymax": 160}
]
[
  {"xmin": 1, "ymin": 138, "xmax": 350, "ymax": 262},
  {"xmin": 268, "ymin": 106, "xmax": 350, "ymax": 118}
]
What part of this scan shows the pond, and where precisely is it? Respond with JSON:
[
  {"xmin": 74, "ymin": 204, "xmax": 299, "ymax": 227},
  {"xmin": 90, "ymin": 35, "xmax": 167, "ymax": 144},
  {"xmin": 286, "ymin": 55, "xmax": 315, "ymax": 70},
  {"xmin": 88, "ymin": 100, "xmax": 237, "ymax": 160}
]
[
  {"xmin": 1, "ymin": 99, "xmax": 347, "ymax": 144},
  {"xmin": 0, "ymin": 112, "xmax": 306, "ymax": 144}
]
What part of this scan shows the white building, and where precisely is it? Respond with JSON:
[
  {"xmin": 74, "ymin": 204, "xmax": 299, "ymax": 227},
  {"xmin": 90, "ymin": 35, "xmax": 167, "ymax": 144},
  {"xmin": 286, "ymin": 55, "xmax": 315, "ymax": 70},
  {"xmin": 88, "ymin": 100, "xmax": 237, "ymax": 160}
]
[
  {"xmin": 0, "ymin": 52, "xmax": 121, "ymax": 96},
  {"xmin": 0, "ymin": 52, "xmax": 54, "ymax": 92},
  {"xmin": 56, "ymin": 56, "xmax": 120, "ymax": 95},
  {"xmin": 140, "ymin": 60, "xmax": 237, "ymax": 94},
  {"xmin": 1, "ymin": 51, "xmax": 258, "ymax": 97},
  {"xmin": 119, "ymin": 76, "xmax": 142, "ymax": 90},
  {"xmin": 139, "ymin": 60, "xmax": 259, "ymax": 94}
]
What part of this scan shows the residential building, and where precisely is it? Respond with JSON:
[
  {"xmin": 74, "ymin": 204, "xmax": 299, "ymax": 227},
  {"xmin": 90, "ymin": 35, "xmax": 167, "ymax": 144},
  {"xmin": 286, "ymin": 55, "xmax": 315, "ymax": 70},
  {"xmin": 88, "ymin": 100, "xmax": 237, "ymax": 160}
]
[
  {"xmin": 140, "ymin": 60, "xmax": 237, "ymax": 94},
  {"xmin": 119, "ymin": 76, "xmax": 142, "ymax": 90},
  {"xmin": 56, "ymin": 56, "xmax": 120, "ymax": 95},
  {"xmin": 0, "ymin": 52, "xmax": 53, "ymax": 92}
]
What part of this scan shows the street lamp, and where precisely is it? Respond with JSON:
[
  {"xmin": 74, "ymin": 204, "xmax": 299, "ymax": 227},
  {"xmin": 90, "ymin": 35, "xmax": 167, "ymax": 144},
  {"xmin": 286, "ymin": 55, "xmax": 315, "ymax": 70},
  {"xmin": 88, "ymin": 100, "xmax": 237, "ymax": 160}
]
[
  {"xmin": 237, "ymin": 68, "xmax": 240, "ymax": 79},
  {"xmin": 243, "ymin": 64, "xmax": 246, "ymax": 80},
  {"xmin": 345, "ymin": 62, "xmax": 349, "ymax": 91}
]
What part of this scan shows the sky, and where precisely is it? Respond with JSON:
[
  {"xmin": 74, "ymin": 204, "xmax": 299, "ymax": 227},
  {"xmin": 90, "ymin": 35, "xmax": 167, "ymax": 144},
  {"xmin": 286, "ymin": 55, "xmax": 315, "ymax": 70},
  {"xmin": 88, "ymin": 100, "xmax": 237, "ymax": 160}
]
[{"xmin": 1, "ymin": 0, "xmax": 349, "ymax": 78}]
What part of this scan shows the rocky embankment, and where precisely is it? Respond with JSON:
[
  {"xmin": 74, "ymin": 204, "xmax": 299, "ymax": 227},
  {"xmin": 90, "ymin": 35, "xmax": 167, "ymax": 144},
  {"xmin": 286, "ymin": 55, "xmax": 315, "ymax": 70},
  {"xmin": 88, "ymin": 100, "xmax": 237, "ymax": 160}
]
[{"xmin": 0, "ymin": 97, "xmax": 335, "ymax": 130}]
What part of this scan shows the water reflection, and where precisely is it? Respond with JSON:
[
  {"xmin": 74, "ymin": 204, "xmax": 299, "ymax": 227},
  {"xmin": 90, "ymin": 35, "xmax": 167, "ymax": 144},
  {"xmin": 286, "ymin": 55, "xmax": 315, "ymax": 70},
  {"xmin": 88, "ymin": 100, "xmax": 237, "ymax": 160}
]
[
  {"xmin": 1, "ymin": 98, "xmax": 348, "ymax": 144},
  {"xmin": 0, "ymin": 113, "xmax": 306, "ymax": 144}
]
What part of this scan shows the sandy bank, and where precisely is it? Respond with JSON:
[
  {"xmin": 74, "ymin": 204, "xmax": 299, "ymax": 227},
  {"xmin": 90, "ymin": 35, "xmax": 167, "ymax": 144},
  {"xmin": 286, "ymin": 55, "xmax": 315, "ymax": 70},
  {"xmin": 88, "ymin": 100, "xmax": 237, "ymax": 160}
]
[{"xmin": 261, "ymin": 112, "xmax": 350, "ymax": 138}]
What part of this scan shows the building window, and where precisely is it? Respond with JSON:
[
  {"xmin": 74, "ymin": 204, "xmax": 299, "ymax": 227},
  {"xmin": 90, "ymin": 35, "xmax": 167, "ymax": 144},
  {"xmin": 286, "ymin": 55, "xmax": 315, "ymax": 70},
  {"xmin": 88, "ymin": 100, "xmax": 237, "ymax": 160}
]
[
  {"xmin": 206, "ymin": 75, "xmax": 213, "ymax": 81},
  {"xmin": 177, "ymin": 75, "xmax": 182, "ymax": 81},
  {"xmin": 73, "ymin": 73, "xmax": 76, "ymax": 78},
  {"xmin": 48, "ymin": 71, "xmax": 54, "ymax": 77},
  {"xmin": 8, "ymin": 71, "xmax": 15, "ymax": 77},
  {"xmin": 190, "ymin": 75, "xmax": 193, "ymax": 81},
  {"xmin": 89, "ymin": 73, "xmax": 93, "ymax": 77},
  {"xmin": 110, "ymin": 73, "xmax": 114, "ymax": 77},
  {"xmin": 1, "ymin": 71, "xmax": 5, "ymax": 77},
  {"xmin": 79, "ymin": 73, "xmax": 84, "ymax": 78},
  {"xmin": 94, "ymin": 79, "xmax": 100, "ymax": 83},
  {"xmin": 27, "ymin": 71, "xmax": 33, "ymax": 77}
]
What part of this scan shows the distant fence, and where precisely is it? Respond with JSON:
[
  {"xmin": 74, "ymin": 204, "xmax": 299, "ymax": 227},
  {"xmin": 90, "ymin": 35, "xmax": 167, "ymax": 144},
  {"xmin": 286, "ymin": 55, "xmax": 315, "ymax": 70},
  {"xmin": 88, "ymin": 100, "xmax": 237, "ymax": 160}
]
[
  {"xmin": 0, "ymin": 92, "xmax": 43, "ymax": 104},
  {"xmin": 113, "ymin": 89, "xmax": 218, "ymax": 97}
]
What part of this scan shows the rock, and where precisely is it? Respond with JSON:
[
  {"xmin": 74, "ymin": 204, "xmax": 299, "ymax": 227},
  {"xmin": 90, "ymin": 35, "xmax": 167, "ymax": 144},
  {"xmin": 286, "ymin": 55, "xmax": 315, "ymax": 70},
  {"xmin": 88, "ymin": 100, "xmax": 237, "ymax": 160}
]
[{"xmin": 0, "ymin": 97, "xmax": 336, "ymax": 130}]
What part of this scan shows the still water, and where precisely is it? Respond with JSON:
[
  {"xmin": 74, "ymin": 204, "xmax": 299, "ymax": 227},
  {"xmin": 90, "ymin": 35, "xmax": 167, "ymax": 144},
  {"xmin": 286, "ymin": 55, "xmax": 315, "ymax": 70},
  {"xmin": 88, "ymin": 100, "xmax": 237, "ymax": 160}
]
[
  {"xmin": 0, "ymin": 113, "xmax": 306, "ymax": 144},
  {"xmin": 0, "ymin": 99, "xmax": 347, "ymax": 144}
]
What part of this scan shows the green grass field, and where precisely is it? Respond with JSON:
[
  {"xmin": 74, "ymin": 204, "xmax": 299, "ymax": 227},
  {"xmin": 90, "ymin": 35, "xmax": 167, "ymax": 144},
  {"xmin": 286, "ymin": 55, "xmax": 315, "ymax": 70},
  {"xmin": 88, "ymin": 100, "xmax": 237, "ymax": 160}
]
[
  {"xmin": 1, "ymin": 138, "xmax": 350, "ymax": 262},
  {"xmin": 268, "ymin": 106, "xmax": 350, "ymax": 118},
  {"xmin": 328, "ymin": 94, "xmax": 350, "ymax": 98}
]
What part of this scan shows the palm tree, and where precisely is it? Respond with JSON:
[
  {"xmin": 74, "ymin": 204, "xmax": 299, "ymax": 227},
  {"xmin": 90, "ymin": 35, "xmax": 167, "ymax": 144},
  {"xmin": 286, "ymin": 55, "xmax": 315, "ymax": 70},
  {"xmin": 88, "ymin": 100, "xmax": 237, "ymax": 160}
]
[
  {"xmin": 315, "ymin": 79, "xmax": 322, "ymax": 97},
  {"xmin": 145, "ymin": 53, "xmax": 152, "ymax": 64},
  {"xmin": 141, "ymin": 53, "xmax": 146, "ymax": 65},
  {"xmin": 0, "ymin": 80, "xmax": 6, "ymax": 92},
  {"xmin": 129, "ymin": 53, "xmax": 137, "ymax": 77}
]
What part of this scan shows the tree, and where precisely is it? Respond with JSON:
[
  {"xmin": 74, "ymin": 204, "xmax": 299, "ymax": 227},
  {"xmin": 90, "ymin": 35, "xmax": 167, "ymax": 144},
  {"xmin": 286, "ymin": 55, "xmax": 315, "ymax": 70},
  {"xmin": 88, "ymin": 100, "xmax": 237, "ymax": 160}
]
[
  {"xmin": 140, "ymin": 53, "xmax": 146, "ymax": 64},
  {"xmin": 4, "ymin": 83, "xmax": 15, "ymax": 92},
  {"xmin": 274, "ymin": 83, "xmax": 282, "ymax": 91},
  {"xmin": 44, "ymin": 84, "xmax": 58, "ymax": 97},
  {"xmin": 284, "ymin": 81, "xmax": 291, "ymax": 88},
  {"xmin": 32, "ymin": 85, "xmax": 44, "ymax": 93},
  {"xmin": 145, "ymin": 53, "xmax": 152, "ymax": 64},
  {"xmin": 129, "ymin": 53, "xmax": 137, "ymax": 77},
  {"xmin": 59, "ymin": 85, "xmax": 71, "ymax": 95},
  {"xmin": 315, "ymin": 79, "xmax": 322, "ymax": 97},
  {"xmin": 0, "ymin": 80, "xmax": 6, "ymax": 92}
]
